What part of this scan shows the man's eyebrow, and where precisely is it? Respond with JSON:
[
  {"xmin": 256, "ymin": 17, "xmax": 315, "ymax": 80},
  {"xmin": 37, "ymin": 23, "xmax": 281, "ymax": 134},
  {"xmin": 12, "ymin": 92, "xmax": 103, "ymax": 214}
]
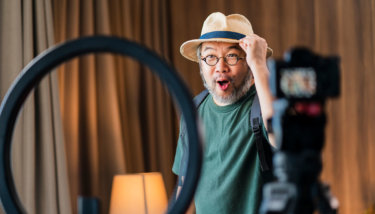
[{"xmin": 226, "ymin": 45, "xmax": 241, "ymax": 50}]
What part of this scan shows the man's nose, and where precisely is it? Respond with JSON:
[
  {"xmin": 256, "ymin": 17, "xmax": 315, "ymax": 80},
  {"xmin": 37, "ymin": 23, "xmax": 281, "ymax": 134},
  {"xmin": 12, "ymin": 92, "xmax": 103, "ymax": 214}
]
[{"xmin": 215, "ymin": 57, "xmax": 229, "ymax": 73}]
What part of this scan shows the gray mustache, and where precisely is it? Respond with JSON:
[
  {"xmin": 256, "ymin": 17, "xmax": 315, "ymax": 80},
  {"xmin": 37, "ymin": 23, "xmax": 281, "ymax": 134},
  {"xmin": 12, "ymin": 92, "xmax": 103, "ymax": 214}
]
[{"xmin": 213, "ymin": 75, "xmax": 234, "ymax": 83}]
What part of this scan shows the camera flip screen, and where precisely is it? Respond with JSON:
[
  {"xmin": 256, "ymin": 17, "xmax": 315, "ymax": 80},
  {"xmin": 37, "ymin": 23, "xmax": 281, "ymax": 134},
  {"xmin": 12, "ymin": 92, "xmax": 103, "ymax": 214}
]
[{"xmin": 280, "ymin": 67, "xmax": 317, "ymax": 98}]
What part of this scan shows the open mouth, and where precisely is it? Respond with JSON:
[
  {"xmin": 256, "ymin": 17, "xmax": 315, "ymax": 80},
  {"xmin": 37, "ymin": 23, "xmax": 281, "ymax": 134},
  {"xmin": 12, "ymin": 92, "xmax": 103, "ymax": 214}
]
[{"xmin": 217, "ymin": 80, "xmax": 230, "ymax": 90}]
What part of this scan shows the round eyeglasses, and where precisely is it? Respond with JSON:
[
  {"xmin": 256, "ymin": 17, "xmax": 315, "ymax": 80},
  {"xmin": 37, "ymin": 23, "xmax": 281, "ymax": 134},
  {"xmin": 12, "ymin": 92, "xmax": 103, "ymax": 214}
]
[{"xmin": 201, "ymin": 54, "xmax": 245, "ymax": 66}]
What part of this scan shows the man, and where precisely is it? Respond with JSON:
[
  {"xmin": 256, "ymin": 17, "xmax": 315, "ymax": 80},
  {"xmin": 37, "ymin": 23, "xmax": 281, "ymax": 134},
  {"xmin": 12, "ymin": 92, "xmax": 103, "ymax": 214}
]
[{"xmin": 173, "ymin": 12, "xmax": 276, "ymax": 213}]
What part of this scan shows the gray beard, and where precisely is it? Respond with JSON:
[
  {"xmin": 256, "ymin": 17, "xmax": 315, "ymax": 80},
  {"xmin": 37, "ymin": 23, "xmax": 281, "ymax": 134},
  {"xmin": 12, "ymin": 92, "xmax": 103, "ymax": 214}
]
[{"xmin": 200, "ymin": 68, "xmax": 253, "ymax": 105}]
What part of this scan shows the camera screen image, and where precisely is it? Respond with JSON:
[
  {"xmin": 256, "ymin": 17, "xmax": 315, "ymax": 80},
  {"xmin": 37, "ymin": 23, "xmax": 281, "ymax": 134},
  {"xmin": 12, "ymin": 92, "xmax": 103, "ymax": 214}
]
[{"xmin": 280, "ymin": 67, "xmax": 317, "ymax": 98}]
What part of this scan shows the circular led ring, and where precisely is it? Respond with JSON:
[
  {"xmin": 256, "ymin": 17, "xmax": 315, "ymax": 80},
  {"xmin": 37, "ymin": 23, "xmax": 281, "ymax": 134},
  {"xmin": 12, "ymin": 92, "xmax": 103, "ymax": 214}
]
[{"xmin": 0, "ymin": 36, "xmax": 202, "ymax": 214}]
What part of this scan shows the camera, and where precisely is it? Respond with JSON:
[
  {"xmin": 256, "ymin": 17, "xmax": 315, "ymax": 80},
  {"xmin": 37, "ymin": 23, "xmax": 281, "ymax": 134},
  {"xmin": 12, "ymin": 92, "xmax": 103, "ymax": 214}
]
[
  {"xmin": 268, "ymin": 47, "xmax": 339, "ymax": 100},
  {"xmin": 259, "ymin": 48, "xmax": 340, "ymax": 214}
]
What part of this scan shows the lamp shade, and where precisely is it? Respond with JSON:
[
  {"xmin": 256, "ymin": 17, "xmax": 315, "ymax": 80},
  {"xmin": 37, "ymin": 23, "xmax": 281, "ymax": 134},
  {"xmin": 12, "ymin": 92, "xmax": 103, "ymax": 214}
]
[{"xmin": 109, "ymin": 172, "xmax": 168, "ymax": 214}]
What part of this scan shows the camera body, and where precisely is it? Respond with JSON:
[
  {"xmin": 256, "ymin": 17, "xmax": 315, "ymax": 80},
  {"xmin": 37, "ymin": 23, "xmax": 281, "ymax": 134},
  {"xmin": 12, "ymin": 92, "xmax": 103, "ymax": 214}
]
[{"xmin": 267, "ymin": 48, "xmax": 340, "ymax": 151}]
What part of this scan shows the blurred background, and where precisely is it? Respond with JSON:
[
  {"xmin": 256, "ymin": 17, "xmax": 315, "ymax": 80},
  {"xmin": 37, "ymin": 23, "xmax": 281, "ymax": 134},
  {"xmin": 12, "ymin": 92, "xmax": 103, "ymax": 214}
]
[{"xmin": 0, "ymin": 0, "xmax": 374, "ymax": 213}]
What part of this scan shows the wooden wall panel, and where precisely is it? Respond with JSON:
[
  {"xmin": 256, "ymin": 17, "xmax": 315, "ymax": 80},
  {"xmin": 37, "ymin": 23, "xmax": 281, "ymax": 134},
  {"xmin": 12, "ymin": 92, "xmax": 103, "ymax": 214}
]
[{"xmin": 169, "ymin": 0, "xmax": 375, "ymax": 213}]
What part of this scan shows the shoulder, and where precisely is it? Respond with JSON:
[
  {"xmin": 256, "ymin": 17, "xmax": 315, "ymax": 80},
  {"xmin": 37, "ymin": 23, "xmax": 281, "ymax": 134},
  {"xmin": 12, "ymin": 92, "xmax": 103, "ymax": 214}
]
[{"xmin": 193, "ymin": 90, "xmax": 209, "ymax": 107}]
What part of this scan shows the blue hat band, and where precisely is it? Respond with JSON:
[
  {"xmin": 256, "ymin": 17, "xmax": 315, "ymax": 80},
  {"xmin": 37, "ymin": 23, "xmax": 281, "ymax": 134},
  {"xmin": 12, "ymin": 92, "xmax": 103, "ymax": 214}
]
[{"xmin": 199, "ymin": 31, "xmax": 246, "ymax": 40}]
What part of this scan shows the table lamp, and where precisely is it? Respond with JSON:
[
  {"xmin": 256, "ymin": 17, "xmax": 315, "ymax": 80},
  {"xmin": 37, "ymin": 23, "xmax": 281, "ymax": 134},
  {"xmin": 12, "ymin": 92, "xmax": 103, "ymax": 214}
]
[{"xmin": 109, "ymin": 172, "xmax": 168, "ymax": 214}]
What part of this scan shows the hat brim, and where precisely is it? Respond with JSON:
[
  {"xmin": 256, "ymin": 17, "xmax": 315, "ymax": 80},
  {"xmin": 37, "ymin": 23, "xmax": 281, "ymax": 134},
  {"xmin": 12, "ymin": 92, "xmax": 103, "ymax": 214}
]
[{"xmin": 180, "ymin": 38, "xmax": 273, "ymax": 62}]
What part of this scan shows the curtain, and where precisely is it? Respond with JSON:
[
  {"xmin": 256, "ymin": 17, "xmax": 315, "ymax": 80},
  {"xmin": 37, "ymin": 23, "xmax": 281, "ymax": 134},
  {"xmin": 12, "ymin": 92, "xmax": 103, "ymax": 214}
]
[
  {"xmin": 0, "ymin": 0, "xmax": 71, "ymax": 214},
  {"xmin": 53, "ymin": 0, "xmax": 178, "ymax": 213}
]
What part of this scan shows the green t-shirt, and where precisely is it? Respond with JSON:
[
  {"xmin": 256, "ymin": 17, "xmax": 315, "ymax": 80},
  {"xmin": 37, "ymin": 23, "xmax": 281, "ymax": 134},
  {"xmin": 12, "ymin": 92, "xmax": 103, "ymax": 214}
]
[{"xmin": 173, "ymin": 86, "xmax": 268, "ymax": 214}]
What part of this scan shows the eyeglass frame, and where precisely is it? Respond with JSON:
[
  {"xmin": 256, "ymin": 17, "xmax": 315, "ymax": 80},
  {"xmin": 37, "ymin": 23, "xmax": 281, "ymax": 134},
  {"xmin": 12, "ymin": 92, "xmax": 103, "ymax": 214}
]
[{"xmin": 200, "ymin": 54, "xmax": 245, "ymax": 66}]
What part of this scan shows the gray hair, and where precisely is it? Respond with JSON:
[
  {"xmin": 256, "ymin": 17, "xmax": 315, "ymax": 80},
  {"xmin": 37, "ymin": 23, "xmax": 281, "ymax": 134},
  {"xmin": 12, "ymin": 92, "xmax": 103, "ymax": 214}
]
[
  {"xmin": 197, "ymin": 44, "xmax": 205, "ymax": 84},
  {"xmin": 197, "ymin": 43, "xmax": 202, "ymax": 64}
]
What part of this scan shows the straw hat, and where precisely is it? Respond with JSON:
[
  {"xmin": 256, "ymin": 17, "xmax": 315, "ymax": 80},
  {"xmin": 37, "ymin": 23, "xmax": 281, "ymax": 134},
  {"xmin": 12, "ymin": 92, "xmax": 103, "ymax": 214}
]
[{"xmin": 180, "ymin": 12, "xmax": 273, "ymax": 62}]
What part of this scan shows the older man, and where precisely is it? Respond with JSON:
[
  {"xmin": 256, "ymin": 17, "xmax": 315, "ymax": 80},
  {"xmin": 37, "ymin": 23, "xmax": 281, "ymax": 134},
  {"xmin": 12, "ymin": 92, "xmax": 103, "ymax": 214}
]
[{"xmin": 173, "ymin": 12, "xmax": 276, "ymax": 213}]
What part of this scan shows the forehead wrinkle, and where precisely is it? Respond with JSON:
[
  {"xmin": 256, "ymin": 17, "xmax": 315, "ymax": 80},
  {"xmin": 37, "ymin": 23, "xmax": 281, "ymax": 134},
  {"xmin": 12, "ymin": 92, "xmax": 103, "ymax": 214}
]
[{"xmin": 202, "ymin": 46, "xmax": 215, "ymax": 52}]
